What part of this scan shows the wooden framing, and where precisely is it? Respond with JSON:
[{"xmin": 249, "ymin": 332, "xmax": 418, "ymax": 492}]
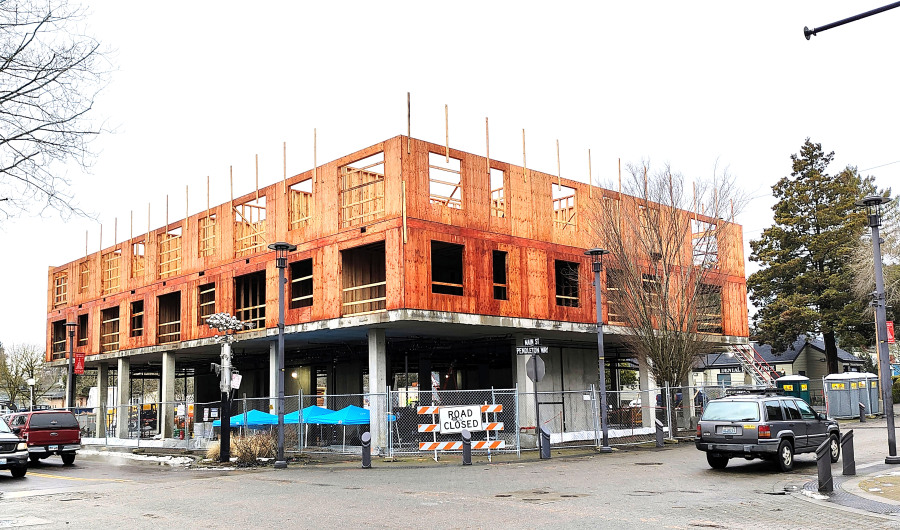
[
  {"xmin": 101, "ymin": 250, "xmax": 121, "ymax": 295},
  {"xmin": 45, "ymin": 135, "xmax": 749, "ymax": 362},
  {"xmin": 99, "ymin": 306, "xmax": 120, "ymax": 353}
]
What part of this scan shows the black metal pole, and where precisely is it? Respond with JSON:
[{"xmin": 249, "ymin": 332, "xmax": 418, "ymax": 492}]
[
  {"xmin": 805, "ymin": 1, "xmax": 900, "ymax": 39},
  {"xmin": 220, "ymin": 341, "xmax": 231, "ymax": 463},
  {"xmin": 66, "ymin": 323, "xmax": 76, "ymax": 409},
  {"xmin": 275, "ymin": 260, "xmax": 287, "ymax": 469},
  {"xmin": 594, "ymin": 262, "xmax": 611, "ymax": 452},
  {"xmin": 871, "ymin": 219, "xmax": 899, "ymax": 463},
  {"xmin": 533, "ymin": 352, "xmax": 541, "ymax": 457}
]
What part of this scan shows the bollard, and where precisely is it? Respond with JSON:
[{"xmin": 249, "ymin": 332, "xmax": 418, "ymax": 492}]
[
  {"xmin": 842, "ymin": 430, "xmax": 856, "ymax": 476},
  {"xmin": 655, "ymin": 419, "xmax": 664, "ymax": 448},
  {"xmin": 815, "ymin": 438, "xmax": 833, "ymax": 492},
  {"xmin": 461, "ymin": 429, "xmax": 472, "ymax": 466},
  {"xmin": 859, "ymin": 403, "xmax": 866, "ymax": 423},
  {"xmin": 540, "ymin": 426, "xmax": 551, "ymax": 459},
  {"xmin": 361, "ymin": 432, "xmax": 371, "ymax": 469}
]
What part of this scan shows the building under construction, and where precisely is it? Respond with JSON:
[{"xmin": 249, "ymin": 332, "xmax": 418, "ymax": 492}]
[{"xmin": 45, "ymin": 134, "xmax": 748, "ymax": 450}]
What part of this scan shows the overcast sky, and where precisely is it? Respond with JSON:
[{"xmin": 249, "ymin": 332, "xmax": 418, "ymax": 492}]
[{"xmin": 1, "ymin": 1, "xmax": 898, "ymax": 347}]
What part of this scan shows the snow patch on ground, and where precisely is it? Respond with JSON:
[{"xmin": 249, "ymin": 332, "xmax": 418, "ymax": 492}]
[
  {"xmin": 800, "ymin": 490, "xmax": 829, "ymax": 501},
  {"xmin": 80, "ymin": 449, "xmax": 193, "ymax": 467}
]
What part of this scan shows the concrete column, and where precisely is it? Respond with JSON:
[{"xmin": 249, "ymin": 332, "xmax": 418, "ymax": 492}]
[
  {"xmin": 269, "ymin": 341, "xmax": 278, "ymax": 414},
  {"xmin": 367, "ymin": 328, "xmax": 387, "ymax": 454},
  {"xmin": 639, "ymin": 356, "xmax": 653, "ymax": 429},
  {"xmin": 96, "ymin": 363, "xmax": 108, "ymax": 438},
  {"xmin": 514, "ymin": 335, "xmax": 538, "ymax": 447},
  {"xmin": 116, "ymin": 357, "xmax": 130, "ymax": 439},
  {"xmin": 160, "ymin": 351, "xmax": 175, "ymax": 438}
]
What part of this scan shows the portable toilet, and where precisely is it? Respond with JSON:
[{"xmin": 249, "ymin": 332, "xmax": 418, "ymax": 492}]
[
  {"xmin": 775, "ymin": 375, "xmax": 811, "ymax": 404},
  {"xmin": 824, "ymin": 373, "xmax": 863, "ymax": 418},
  {"xmin": 858, "ymin": 372, "xmax": 880, "ymax": 415}
]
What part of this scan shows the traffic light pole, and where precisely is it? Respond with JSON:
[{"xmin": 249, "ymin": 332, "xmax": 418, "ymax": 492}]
[{"xmin": 219, "ymin": 341, "xmax": 232, "ymax": 463}]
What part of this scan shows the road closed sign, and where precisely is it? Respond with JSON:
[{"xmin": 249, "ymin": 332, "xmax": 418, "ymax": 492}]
[{"xmin": 439, "ymin": 405, "xmax": 483, "ymax": 434}]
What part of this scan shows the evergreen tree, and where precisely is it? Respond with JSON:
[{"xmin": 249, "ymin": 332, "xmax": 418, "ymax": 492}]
[{"xmin": 748, "ymin": 139, "xmax": 876, "ymax": 373}]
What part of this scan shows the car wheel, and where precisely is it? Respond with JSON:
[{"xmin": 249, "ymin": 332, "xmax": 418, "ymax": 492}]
[
  {"xmin": 28, "ymin": 454, "xmax": 41, "ymax": 464},
  {"xmin": 61, "ymin": 453, "xmax": 76, "ymax": 466},
  {"xmin": 777, "ymin": 439, "xmax": 794, "ymax": 472},
  {"xmin": 706, "ymin": 453, "xmax": 729, "ymax": 469},
  {"xmin": 829, "ymin": 433, "xmax": 841, "ymax": 463},
  {"xmin": 10, "ymin": 466, "xmax": 26, "ymax": 478}
]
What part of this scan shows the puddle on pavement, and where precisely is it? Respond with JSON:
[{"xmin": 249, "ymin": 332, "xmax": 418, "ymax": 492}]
[{"xmin": 495, "ymin": 489, "xmax": 586, "ymax": 503}]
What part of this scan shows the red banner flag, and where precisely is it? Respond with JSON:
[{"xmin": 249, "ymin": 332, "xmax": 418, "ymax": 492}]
[
  {"xmin": 74, "ymin": 351, "xmax": 85, "ymax": 375},
  {"xmin": 888, "ymin": 321, "xmax": 896, "ymax": 344}
]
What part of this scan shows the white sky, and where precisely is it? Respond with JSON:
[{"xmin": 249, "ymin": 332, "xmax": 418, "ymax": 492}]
[{"xmin": 1, "ymin": 1, "xmax": 899, "ymax": 347}]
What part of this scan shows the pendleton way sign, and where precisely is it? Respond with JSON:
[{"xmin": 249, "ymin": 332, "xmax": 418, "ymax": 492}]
[{"xmin": 516, "ymin": 337, "xmax": 549, "ymax": 356}]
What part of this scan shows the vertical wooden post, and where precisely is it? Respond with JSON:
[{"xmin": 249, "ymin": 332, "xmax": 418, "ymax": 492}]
[
  {"xmin": 99, "ymin": 224, "xmax": 103, "ymax": 252},
  {"xmin": 556, "ymin": 139, "xmax": 561, "ymax": 190},
  {"xmin": 114, "ymin": 218, "xmax": 117, "ymax": 245},
  {"xmin": 407, "ymin": 92, "xmax": 411, "ymax": 155},
  {"xmin": 618, "ymin": 158, "xmax": 622, "ymax": 193},
  {"xmin": 207, "ymin": 176, "xmax": 211, "ymax": 219},
  {"xmin": 402, "ymin": 181, "xmax": 408, "ymax": 244},
  {"xmin": 445, "ymin": 104, "xmax": 449, "ymax": 163},
  {"xmin": 147, "ymin": 203, "xmax": 151, "ymax": 235},
  {"xmin": 283, "ymin": 141, "xmax": 287, "ymax": 194},
  {"xmin": 186, "ymin": 185, "xmax": 189, "ymax": 222},
  {"xmin": 230, "ymin": 166, "xmax": 234, "ymax": 203},
  {"xmin": 522, "ymin": 129, "xmax": 527, "ymax": 183},
  {"xmin": 85, "ymin": 231, "xmax": 88, "ymax": 257},
  {"xmin": 130, "ymin": 210, "xmax": 133, "ymax": 241},
  {"xmin": 255, "ymin": 154, "xmax": 259, "ymax": 201},
  {"xmin": 166, "ymin": 194, "xmax": 169, "ymax": 233},
  {"xmin": 314, "ymin": 128, "xmax": 317, "ymax": 185},
  {"xmin": 588, "ymin": 149, "xmax": 593, "ymax": 198}
]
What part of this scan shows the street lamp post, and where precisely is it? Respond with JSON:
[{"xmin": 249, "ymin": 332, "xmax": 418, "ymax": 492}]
[
  {"xmin": 26, "ymin": 378, "xmax": 35, "ymax": 411},
  {"xmin": 268, "ymin": 241, "xmax": 297, "ymax": 470},
  {"xmin": 585, "ymin": 248, "xmax": 612, "ymax": 453},
  {"xmin": 855, "ymin": 195, "xmax": 899, "ymax": 464},
  {"xmin": 207, "ymin": 312, "xmax": 251, "ymax": 463},
  {"xmin": 65, "ymin": 321, "xmax": 77, "ymax": 410}
]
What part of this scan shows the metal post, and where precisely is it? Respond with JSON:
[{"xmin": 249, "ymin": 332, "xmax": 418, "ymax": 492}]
[
  {"xmin": 220, "ymin": 341, "xmax": 231, "ymax": 463},
  {"xmin": 815, "ymin": 438, "xmax": 834, "ymax": 492},
  {"xmin": 66, "ymin": 322, "xmax": 77, "ymax": 409},
  {"xmin": 514, "ymin": 383, "xmax": 521, "ymax": 458},
  {"xmin": 461, "ymin": 429, "xmax": 472, "ymax": 465},
  {"xmin": 275, "ymin": 261, "xmax": 287, "ymax": 469},
  {"xmin": 533, "ymin": 352, "xmax": 541, "ymax": 457},
  {"xmin": 298, "ymin": 390, "xmax": 304, "ymax": 452},
  {"xmin": 591, "ymin": 384, "xmax": 600, "ymax": 448},
  {"xmin": 593, "ymin": 260, "xmax": 611, "ymax": 452},
  {"xmin": 665, "ymin": 381, "xmax": 673, "ymax": 440},
  {"xmin": 361, "ymin": 432, "xmax": 372, "ymax": 468},
  {"xmin": 842, "ymin": 430, "xmax": 856, "ymax": 476},
  {"xmin": 859, "ymin": 403, "xmax": 867, "ymax": 423},
  {"xmin": 872, "ymin": 220, "xmax": 899, "ymax": 463}
]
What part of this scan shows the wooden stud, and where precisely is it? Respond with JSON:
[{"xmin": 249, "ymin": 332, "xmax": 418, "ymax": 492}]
[
  {"xmin": 522, "ymin": 129, "xmax": 527, "ymax": 183},
  {"xmin": 166, "ymin": 194, "xmax": 169, "ymax": 233},
  {"xmin": 618, "ymin": 158, "xmax": 622, "ymax": 193},
  {"xmin": 556, "ymin": 139, "xmax": 561, "ymax": 190},
  {"xmin": 407, "ymin": 92, "xmax": 411, "ymax": 155},
  {"xmin": 445, "ymin": 104, "xmax": 449, "ymax": 163},
  {"xmin": 283, "ymin": 141, "xmax": 287, "ymax": 195},
  {"xmin": 114, "ymin": 218, "xmax": 117, "ymax": 245},
  {"xmin": 130, "ymin": 210, "xmax": 133, "ymax": 240},
  {"xmin": 255, "ymin": 154, "xmax": 259, "ymax": 201},
  {"xmin": 402, "ymin": 181, "xmax": 408, "ymax": 244},
  {"xmin": 99, "ymin": 224, "xmax": 103, "ymax": 252},
  {"xmin": 186, "ymin": 185, "xmax": 189, "ymax": 221},
  {"xmin": 230, "ymin": 166, "xmax": 234, "ymax": 203},
  {"xmin": 85, "ymin": 231, "xmax": 88, "ymax": 257},
  {"xmin": 314, "ymin": 128, "xmax": 317, "ymax": 185},
  {"xmin": 485, "ymin": 117, "xmax": 490, "ymax": 174},
  {"xmin": 588, "ymin": 149, "xmax": 592, "ymax": 199},
  {"xmin": 147, "ymin": 203, "xmax": 150, "ymax": 235},
  {"xmin": 207, "ymin": 176, "xmax": 211, "ymax": 218}
]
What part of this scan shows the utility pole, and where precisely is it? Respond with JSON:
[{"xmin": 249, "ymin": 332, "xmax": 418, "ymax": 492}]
[{"xmin": 207, "ymin": 312, "xmax": 250, "ymax": 464}]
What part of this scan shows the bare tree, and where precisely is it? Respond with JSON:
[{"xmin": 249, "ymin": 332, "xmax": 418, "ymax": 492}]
[
  {"xmin": 851, "ymin": 197, "xmax": 899, "ymax": 313},
  {"xmin": 587, "ymin": 162, "xmax": 744, "ymax": 395},
  {"xmin": 0, "ymin": 342, "xmax": 62, "ymax": 409},
  {"xmin": 0, "ymin": 0, "xmax": 110, "ymax": 220}
]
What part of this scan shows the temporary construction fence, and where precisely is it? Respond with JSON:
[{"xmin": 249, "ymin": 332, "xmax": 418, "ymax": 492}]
[{"xmin": 75, "ymin": 384, "xmax": 812, "ymax": 456}]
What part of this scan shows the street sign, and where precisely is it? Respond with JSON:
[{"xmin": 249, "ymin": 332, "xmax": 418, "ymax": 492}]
[
  {"xmin": 526, "ymin": 355, "xmax": 545, "ymax": 382},
  {"xmin": 74, "ymin": 351, "xmax": 85, "ymax": 375},
  {"xmin": 516, "ymin": 346, "xmax": 549, "ymax": 355},
  {"xmin": 524, "ymin": 337, "xmax": 541, "ymax": 346},
  {"xmin": 438, "ymin": 405, "xmax": 483, "ymax": 434}
]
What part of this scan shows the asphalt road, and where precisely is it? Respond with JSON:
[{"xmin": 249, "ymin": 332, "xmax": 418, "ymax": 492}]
[{"xmin": 1, "ymin": 422, "xmax": 899, "ymax": 529}]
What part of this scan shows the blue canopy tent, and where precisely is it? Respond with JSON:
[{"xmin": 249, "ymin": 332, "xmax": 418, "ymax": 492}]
[
  {"xmin": 212, "ymin": 409, "xmax": 278, "ymax": 428},
  {"xmin": 316, "ymin": 405, "xmax": 370, "ymax": 425},
  {"xmin": 284, "ymin": 405, "xmax": 332, "ymax": 424}
]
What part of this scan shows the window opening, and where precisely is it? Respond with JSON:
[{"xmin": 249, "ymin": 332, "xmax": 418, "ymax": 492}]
[
  {"xmin": 53, "ymin": 272, "xmax": 68, "ymax": 307},
  {"xmin": 158, "ymin": 227, "xmax": 182, "ymax": 279},
  {"xmin": 78, "ymin": 260, "xmax": 90, "ymax": 293},
  {"xmin": 77, "ymin": 313, "xmax": 88, "ymax": 346},
  {"xmin": 157, "ymin": 292, "xmax": 181, "ymax": 344},
  {"xmin": 235, "ymin": 271, "xmax": 266, "ymax": 330},
  {"xmin": 555, "ymin": 260, "xmax": 579, "ymax": 307},
  {"xmin": 429, "ymin": 153, "xmax": 462, "ymax": 209},
  {"xmin": 131, "ymin": 241, "xmax": 145, "ymax": 278},
  {"xmin": 340, "ymin": 152, "xmax": 385, "ymax": 228},
  {"xmin": 691, "ymin": 218, "xmax": 719, "ymax": 268},
  {"xmin": 606, "ymin": 269, "xmax": 626, "ymax": 324},
  {"xmin": 639, "ymin": 206, "xmax": 661, "ymax": 257},
  {"xmin": 696, "ymin": 284, "xmax": 723, "ymax": 334},
  {"xmin": 198, "ymin": 283, "xmax": 216, "ymax": 324},
  {"xmin": 130, "ymin": 300, "xmax": 144, "ymax": 337},
  {"xmin": 290, "ymin": 178, "xmax": 314, "ymax": 229},
  {"xmin": 199, "ymin": 214, "xmax": 217, "ymax": 257},
  {"xmin": 51, "ymin": 321, "xmax": 66, "ymax": 359},
  {"xmin": 234, "ymin": 197, "xmax": 267, "ymax": 256},
  {"xmin": 642, "ymin": 273, "xmax": 661, "ymax": 301},
  {"xmin": 341, "ymin": 241, "xmax": 387, "ymax": 316},
  {"xmin": 490, "ymin": 168, "xmax": 505, "ymax": 218},
  {"xmin": 492, "ymin": 250, "xmax": 508, "ymax": 300},
  {"xmin": 100, "ymin": 306, "xmax": 120, "ymax": 353},
  {"xmin": 552, "ymin": 184, "xmax": 577, "ymax": 230},
  {"xmin": 290, "ymin": 259, "xmax": 313, "ymax": 309},
  {"xmin": 431, "ymin": 241, "xmax": 464, "ymax": 296},
  {"xmin": 101, "ymin": 249, "xmax": 121, "ymax": 295}
]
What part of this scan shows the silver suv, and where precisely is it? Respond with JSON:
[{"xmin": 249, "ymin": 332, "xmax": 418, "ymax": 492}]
[{"xmin": 695, "ymin": 390, "xmax": 840, "ymax": 471}]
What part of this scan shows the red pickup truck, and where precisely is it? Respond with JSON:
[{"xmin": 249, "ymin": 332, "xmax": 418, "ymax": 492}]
[{"xmin": 5, "ymin": 410, "xmax": 82, "ymax": 465}]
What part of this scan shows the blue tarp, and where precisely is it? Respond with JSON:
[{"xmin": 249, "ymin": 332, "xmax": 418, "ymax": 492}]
[
  {"xmin": 316, "ymin": 405, "xmax": 370, "ymax": 425},
  {"xmin": 212, "ymin": 409, "xmax": 278, "ymax": 427},
  {"xmin": 284, "ymin": 405, "xmax": 332, "ymax": 424}
]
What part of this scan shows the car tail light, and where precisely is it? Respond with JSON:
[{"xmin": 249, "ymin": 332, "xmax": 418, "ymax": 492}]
[
  {"xmin": 758, "ymin": 425, "xmax": 771, "ymax": 439},
  {"xmin": 696, "ymin": 424, "xmax": 702, "ymax": 437}
]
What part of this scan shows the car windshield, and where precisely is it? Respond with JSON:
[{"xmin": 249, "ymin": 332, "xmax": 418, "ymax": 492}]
[
  {"xmin": 701, "ymin": 401, "xmax": 760, "ymax": 422},
  {"xmin": 0, "ymin": 417, "xmax": 11, "ymax": 433}
]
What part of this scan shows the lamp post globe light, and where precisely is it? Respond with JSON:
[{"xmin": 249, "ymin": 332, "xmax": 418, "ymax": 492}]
[
  {"xmin": 268, "ymin": 241, "xmax": 297, "ymax": 469},
  {"xmin": 65, "ymin": 321, "xmax": 77, "ymax": 410},
  {"xmin": 855, "ymin": 195, "xmax": 899, "ymax": 464},
  {"xmin": 585, "ymin": 248, "xmax": 612, "ymax": 452},
  {"xmin": 207, "ymin": 312, "xmax": 251, "ymax": 463}
]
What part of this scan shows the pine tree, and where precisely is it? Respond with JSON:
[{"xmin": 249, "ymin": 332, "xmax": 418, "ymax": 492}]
[{"xmin": 748, "ymin": 139, "xmax": 875, "ymax": 373}]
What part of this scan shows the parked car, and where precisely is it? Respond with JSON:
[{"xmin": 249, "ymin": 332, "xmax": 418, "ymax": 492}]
[
  {"xmin": 4, "ymin": 410, "xmax": 82, "ymax": 465},
  {"xmin": 695, "ymin": 389, "xmax": 840, "ymax": 471},
  {"xmin": 0, "ymin": 416, "xmax": 28, "ymax": 477}
]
